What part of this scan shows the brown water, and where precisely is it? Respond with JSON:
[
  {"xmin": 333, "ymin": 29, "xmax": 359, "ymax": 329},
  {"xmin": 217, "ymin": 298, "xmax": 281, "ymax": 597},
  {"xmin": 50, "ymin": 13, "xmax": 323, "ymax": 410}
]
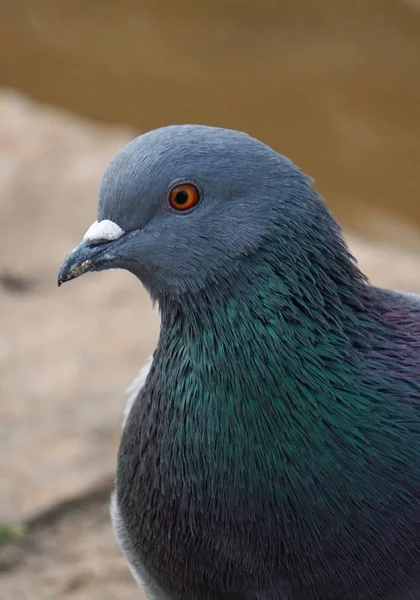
[{"xmin": 1, "ymin": 0, "xmax": 420, "ymax": 235}]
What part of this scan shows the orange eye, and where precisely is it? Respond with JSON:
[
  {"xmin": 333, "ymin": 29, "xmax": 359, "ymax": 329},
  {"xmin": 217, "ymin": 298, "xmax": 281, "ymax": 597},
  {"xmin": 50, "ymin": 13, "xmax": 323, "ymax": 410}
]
[{"xmin": 169, "ymin": 183, "xmax": 200, "ymax": 211}]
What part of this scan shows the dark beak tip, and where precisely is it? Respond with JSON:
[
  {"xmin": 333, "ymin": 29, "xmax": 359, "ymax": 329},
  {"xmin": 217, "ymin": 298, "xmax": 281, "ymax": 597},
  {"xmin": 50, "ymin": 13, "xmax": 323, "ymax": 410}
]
[
  {"xmin": 57, "ymin": 274, "xmax": 69, "ymax": 287},
  {"xmin": 57, "ymin": 254, "xmax": 93, "ymax": 288},
  {"xmin": 57, "ymin": 272, "xmax": 69, "ymax": 288}
]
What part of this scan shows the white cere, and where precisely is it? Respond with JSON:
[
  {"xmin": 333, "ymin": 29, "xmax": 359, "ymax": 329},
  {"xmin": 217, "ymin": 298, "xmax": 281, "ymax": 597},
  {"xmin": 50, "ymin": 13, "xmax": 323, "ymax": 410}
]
[{"xmin": 83, "ymin": 220, "xmax": 125, "ymax": 243}]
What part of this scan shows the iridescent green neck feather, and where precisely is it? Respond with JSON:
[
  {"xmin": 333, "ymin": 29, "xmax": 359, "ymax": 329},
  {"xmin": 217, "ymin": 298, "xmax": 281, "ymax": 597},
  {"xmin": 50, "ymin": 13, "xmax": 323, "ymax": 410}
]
[{"xmin": 119, "ymin": 202, "xmax": 420, "ymax": 599}]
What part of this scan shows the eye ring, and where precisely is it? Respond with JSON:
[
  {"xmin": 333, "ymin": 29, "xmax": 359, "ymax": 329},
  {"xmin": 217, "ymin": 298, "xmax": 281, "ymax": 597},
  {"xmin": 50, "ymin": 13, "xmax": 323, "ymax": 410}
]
[{"xmin": 169, "ymin": 183, "xmax": 200, "ymax": 212}]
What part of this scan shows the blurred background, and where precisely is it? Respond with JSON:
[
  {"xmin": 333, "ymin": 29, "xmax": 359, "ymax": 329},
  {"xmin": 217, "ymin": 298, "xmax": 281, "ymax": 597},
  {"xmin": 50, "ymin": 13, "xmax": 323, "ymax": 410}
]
[{"xmin": 1, "ymin": 1, "xmax": 420, "ymax": 598}]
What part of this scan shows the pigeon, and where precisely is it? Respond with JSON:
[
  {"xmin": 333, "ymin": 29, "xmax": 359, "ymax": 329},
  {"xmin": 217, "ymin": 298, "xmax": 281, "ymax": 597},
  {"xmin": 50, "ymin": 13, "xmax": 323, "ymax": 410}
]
[{"xmin": 58, "ymin": 125, "xmax": 420, "ymax": 600}]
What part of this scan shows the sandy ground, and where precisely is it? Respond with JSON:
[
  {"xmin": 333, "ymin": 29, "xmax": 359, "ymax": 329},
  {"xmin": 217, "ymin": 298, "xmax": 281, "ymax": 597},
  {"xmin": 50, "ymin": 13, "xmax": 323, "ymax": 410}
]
[
  {"xmin": 1, "ymin": 483, "xmax": 141, "ymax": 600},
  {"xmin": 1, "ymin": 90, "xmax": 420, "ymax": 599}
]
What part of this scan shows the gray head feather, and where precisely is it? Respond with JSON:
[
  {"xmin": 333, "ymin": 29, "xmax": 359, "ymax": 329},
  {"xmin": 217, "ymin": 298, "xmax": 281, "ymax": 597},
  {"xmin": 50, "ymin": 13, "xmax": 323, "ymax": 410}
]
[{"xmin": 94, "ymin": 125, "xmax": 318, "ymax": 299}]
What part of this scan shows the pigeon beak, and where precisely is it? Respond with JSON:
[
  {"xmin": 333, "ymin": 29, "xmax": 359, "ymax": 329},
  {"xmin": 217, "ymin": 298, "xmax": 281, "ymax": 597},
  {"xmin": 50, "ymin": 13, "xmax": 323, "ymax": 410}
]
[
  {"xmin": 57, "ymin": 219, "xmax": 126, "ymax": 287},
  {"xmin": 57, "ymin": 240, "xmax": 104, "ymax": 286}
]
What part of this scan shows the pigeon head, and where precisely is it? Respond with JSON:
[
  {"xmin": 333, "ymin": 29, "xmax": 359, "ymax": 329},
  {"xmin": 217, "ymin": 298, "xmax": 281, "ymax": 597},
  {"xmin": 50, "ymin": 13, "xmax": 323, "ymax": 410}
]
[{"xmin": 58, "ymin": 124, "xmax": 344, "ymax": 300}]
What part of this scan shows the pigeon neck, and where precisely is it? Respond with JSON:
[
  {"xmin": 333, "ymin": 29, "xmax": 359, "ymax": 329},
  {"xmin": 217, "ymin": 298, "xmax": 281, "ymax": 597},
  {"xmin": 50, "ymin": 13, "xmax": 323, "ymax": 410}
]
[{"xmin": 156, "ymin": 234, "xmax": 373, "ymax": 425}]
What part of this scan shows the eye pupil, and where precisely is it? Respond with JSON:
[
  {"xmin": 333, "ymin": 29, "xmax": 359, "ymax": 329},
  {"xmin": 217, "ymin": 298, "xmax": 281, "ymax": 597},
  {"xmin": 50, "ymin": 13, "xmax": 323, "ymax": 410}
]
[{"xmin": 175, "ymin": 190, "xmax": 189, "ymax": 205}]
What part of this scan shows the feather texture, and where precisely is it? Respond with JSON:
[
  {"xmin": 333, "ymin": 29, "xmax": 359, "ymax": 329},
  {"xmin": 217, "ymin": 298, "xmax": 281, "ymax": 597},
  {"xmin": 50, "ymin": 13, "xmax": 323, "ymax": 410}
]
[{"xmin": 116, "ymin": 212, "xmax": 420, "ymax": 600}]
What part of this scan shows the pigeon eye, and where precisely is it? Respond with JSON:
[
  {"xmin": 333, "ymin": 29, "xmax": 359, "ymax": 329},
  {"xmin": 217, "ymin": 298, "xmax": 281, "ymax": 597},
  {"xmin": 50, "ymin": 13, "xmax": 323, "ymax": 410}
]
[{"xmin": 169, "ymin": 184, "xmax": 200, "ymax": 211}]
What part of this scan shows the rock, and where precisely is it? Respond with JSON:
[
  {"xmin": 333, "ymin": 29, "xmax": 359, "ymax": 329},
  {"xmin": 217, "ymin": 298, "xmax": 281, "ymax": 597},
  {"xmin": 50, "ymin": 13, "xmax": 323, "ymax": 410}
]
[
  {"xmin": 0, "ymin": 91, "xmax": 159, "ymax": 525},
  {"xmin": 350, "ymin": 235, "xmax": 420, "ymax": 293}
]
